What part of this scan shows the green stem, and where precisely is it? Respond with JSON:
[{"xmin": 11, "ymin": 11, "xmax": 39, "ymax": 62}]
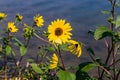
[
  {"xmin": 111, "ymin": 0, "xmax": 116, "ymax": 79},
  {"xmin": 85, "ymin": 45, "xmax": 113, "ymax": 79},
  {"xmin": 3, "ymin": 30, "xmax": 11, "ymax": 79},
  {"xmin": 116, "ymin": 70, "xmax": 120, "ymax": 80},
  {"xmin": 109, "ymin": 59, "xmax": 120, "ymax": 67},
  {"xmin": 4, "ymin": 54, "xmax": 7, "ymax": 79},
  {"xmin": 34, "ymin": 33, "xmax": 51, "ymax": 44},
  {"xmin": 58, "ymin": 46, "xmax": 65, "ymax": 70},
  {"xmin": 99, "ymin": 42, "xmax": 112, "ymax": 79},
  {"xmin": 98, "ymin": 67, "xmax": 101, "ymax": 79},
  {"xmin": 98, "ymin": 65, "xmax": 113, "ymax": 79},
  {"xmin": 100, "ymin": 0, "xmax": 117, "ymax": 79},
  {"xmin": 11, "ymin": 50, "xmax": 17, "ymax": 66}
]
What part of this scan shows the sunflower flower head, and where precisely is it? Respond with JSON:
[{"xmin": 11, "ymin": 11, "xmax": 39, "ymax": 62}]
[
  {"xmin": 23, "ymin": 23, "xmax": 35, "ymax": 39},
  {"xmin": 68, "ymin": 40, "xmax": 82, "ymax": 57},
  {"xmin": 16, "ymin": 14, "xmax": 23, "ymax": 22},
  {"xmin": 48, "ymin": 19, "xmax": 72, "ymax": 44},
  {"xmin": 49, "ymin": 53, "xmax": 58, "ymax": 69},
  {"xmin": 34, "ymin": 14, "xmax": 44, "ymax": 27},
  {"xmin": 8, "ymin": 22, "xmax": 18, "ymax": 33},
  {"xmin": 0, "ymin": 12, "xmax": 7, "ymax": 20}
]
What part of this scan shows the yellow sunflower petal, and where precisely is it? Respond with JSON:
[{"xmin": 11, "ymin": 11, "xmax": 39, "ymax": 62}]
[
  {"xmin": 0, "ymin": 12, "xmax": 7, "ymax": 20},
  {"xmin": 48, "ymin": 19, "xmax": 72, "ymax": 44},
  {"xmin": 8, "ymin": 22, "xmax": 18, "ymax": 33},
  {"xmin": 49, "ymin": 53, "xmax": 58, "ymax": 69},
  {"xmin": 34, "ymin": 14, "xmax": 44, "ymax": 27},
  {"xmin": 68, "ymin": 40, "xmax": 82, "ymax": 57}
]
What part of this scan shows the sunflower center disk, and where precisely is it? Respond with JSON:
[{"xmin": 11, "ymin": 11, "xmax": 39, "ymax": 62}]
[
  {"xmin": 75, "ymin": 44, "xmax": 78, "ymax": 48},
  {"xmin": 55, "ymin": 28, "xmax": 63, "ymax": 36}
]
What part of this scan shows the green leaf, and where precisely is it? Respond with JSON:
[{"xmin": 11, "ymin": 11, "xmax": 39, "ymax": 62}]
[
  {"xmin": 11, "ymin": 50, "xmax": 16, "ymax": 56},
  {"xmin": 116, "ymin": 2, "xmax": 120, "ymax": 7},
  {"xmin": 13, "ymin": 37, "xmax": 23, "ymax": 46},
  {"xmin": 59, "ymin": 43, "xmax": 69, "ymax": 51},
  {"xmin": 27, "ymin": 59, "xmax": 35, "ymax": 63},
  {"xmin": 14, "ymin": 42, "xmax": 19, "ymax": 47},
  {"xmin": 20, "ymin": 46, "xmax": 27, "ymax": 56},
  {"xmin": 0, "ymin": 66, "xmax": 3, "ymax": 72},
  {"xmin": 76, "ymin": 70, "xmax": 96, "ymax": 80},
  {"xmin": 88, "ymin": 30, "xmax": 94, "ymax": 36},
  {"xmin": 43, "ymin": 31, "xmax": 50, "ymax": 37},
  {"xmin": 101, "ymin": 10, "xmax": 110, "ymax": 14},
  {"xmin": 115, "ymin": 15, "xmax": 120, "ymax": 28},
  {"xmin": 87, "ymin": 48, "xmax": 95, "ymax": 56},
  {"xmin": 81, "ymin": 63, "xmax": 96, "ymax": 72},
  {"xmin": 115, "ymin": 42, "xmax": 120, "ymax": 54},
  {"xmin": 94, "ymin": 26, "xmax": 113, "ymax": 40},
  {"xmin": 78, "ymin": 62, "xmax": 96, "ymax": 72},
  {"xmin": 95, "ymin": 57, "xmax": 101, "ymax": 63},
  {"xmin": 57, "ymin": 70, "xmax": 76, "ymax": 80},
  {"xmin": 76, "ymin": 62, "xmax": 97, "ymax": 80},
  {"xmin": 45, "ymin": 46, "xmax": 55, "ymax": 52},
  {"xmin": 5, "ymin": 46, "xmax": 12, "ymax": 55},
  {"xmin": 30, "ymin": 63, "xmax": 42, "ymax": 74}
]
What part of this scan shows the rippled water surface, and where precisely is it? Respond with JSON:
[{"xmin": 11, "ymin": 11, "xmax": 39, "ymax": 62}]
[{"xmin": 0, "ymin": 0, "xmax": 118, "ymax": 65}]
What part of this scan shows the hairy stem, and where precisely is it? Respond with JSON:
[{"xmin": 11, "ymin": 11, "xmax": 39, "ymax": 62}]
[
  {"xmin": 111, "ymin": 0, "xmax": 116, "ymax": 79},
  {"xmin": 100, "ymin": 0, "xmax": 117, "ymax": 79},
  {"xmin": 58, "ymin": 46, "xmax": 65, "ymax": 70},
  {"xmin": 99, "ymin": 65, "xmax": 114, "ymax": 79}
]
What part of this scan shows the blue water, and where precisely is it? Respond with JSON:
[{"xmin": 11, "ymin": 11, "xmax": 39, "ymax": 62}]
[
  {"xmin": 0, "ymin": 0, "xmax": 118, "ymax": 65},
  {"xmin": 0, "ymin": 0, "xmax": 111, "ymax": 40}
]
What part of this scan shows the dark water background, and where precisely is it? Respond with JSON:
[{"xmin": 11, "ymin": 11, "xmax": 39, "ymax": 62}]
[{"xmin": 0, "ymin": 0, "xmax": 119, "ymax": 66}]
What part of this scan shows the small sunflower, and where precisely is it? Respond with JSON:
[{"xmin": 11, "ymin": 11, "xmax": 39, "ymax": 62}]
[
  {"xmin": 23, "ymin": 23, "xmax": 35, "ymax": 39},
  {"xmin": 16, "ymin": 14, "xmax": 23, "ymax": 22},
  {"xmin": 8, "ymin": 22, "xmax": 18, "ymax": 33},
  {"xmin": 34, "ymin": 14, "xmax": 44, "ymax": 27},
  {"xmin": 68, "ymin": 40, "xmax": 82, "ymax": 57},
  {"xmin": 0, "ymin": 12, "xmax": 7, "ymax": 20},
  {"xmin": 48, "ymin": 19, "xmax": 72, "ymax": 44},
  {"xmin": 49, "ymin": 53, "xmax": 58, "ymax": 69}
]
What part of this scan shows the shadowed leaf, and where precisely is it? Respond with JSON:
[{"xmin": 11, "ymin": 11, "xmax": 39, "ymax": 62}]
[
  {"xmin": 58, "ymin": 70, "xmax": 76, "ymax": 80},
  {"xmin": 94, "ymin": 26, "xmax": 113, "ymax": 40},
  {"xmin": 116, "ymin": 15, "xmax": 120, "ymax": 28},
  {"xmin": 30, "ymin": 63, "xmax": 42, "ymax": 74}
]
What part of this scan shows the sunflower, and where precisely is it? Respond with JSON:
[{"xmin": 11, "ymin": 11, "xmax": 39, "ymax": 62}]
[
  {"xmin": 68, "ymin": 40, "xmax": 82, "ymax": 57},
  {"xmin": 34, "ymin": 14, "xmax": 44, "ymax": 27},
  {"xmin": 49, "ymin": 53, "xmax": 58, "ymax": 69},
  {"xmin": 48, "ymin": 19, "xmax": 72, "ymax": 44},
  {"xmin": 23, "ymin": 23, "xmax": 35, "ymax": 39},
  {"xmin": 8, "ymin": 22, "xmax": 18, "ymax": 33},
  {"xmin": 16, "ymin": 14, "xmax": 23, "ymax": 22},
  {"xmin": 0, "ymin": 12, "xmax": 7, "ymax": 20}
]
